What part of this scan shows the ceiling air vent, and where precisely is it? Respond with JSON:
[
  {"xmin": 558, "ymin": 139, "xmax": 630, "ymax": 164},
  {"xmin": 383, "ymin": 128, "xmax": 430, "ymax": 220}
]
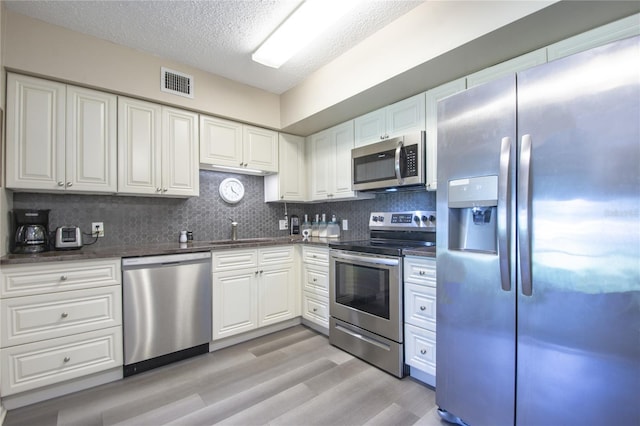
[{"xmin": 161, "ymin": 67, "xmax": 194, "ymax": 98}]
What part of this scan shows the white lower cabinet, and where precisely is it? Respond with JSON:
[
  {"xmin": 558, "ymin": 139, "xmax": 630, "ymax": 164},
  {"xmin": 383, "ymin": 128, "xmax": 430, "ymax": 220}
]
[
  {"xmin": 403, "ymin": 256, "xmax": 436, "ymax": 386},
  {"xmin": 212, "ymin": 247, "xmax": 297, "ymax": 340},
  {"xmin": 0, "ymin": 259, "xmax": 123, "ymax": 398},
  {"xmin": 300, "ymin": 246, "xmax": 330, "ymax": 332}
]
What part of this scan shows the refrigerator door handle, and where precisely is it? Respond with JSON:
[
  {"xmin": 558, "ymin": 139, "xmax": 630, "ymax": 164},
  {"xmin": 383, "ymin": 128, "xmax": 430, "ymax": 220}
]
[
  {"xmin": 498, "ymin": 136, "xmax": 512, "ymax": 292},
  {"xmin": 518, "ymin": 134, "xmax": 533, "ymax": 296}
]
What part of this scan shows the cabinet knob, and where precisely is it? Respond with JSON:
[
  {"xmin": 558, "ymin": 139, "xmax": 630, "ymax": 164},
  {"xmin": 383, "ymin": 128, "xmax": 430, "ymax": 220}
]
[
  {"xmin": 419, "ymin": 270, "xmax": 425, "ymax": 275},
  {"xmin": 259, "ymin": 270, "xmax": 264, "ymax": 274},
  {"xmin": 66, "ymin": 182, "xmax": 73, "ymax": 187},
  {"xmin": 313, "ymin": 308, "xmax": 318, "ymax": 312},
  {"xmin": 60, "ymin": 275, "xmax": 68, "ymax": 281},
  {"xmin": 312, "ymin": 278, "xmax": 317, "ymax": 282},
  {"xmin": 162, "ymin": 188, "xmax": 168, "ymax": 192},
  {"xmin": 240, "ymin": 162, "xmax": 244, "ymax": 166},
  {"xmin": 57, "ymin": 181, "xmax": 65, "ymax": 187},
  {"xmin": 419, "ymin": 306, "xmax": 426, "ymax": 311},
  {"xmin": 255, "ymin": 271, "xmax": 259, "ymax": 275},
  {"xmin": 61, "ymin": 312, "xmax": 69, "ymax": 318},
  {"xmin": 420, "ymin": 349, "xmax": 427, "ymax": 355},
  {"xmin": 63, "ymin": 356, "xmax": 71, "ymax": 363},
  {"xmin": 156, "ymin": 187, "xmax": 162, "ymax": 192}
]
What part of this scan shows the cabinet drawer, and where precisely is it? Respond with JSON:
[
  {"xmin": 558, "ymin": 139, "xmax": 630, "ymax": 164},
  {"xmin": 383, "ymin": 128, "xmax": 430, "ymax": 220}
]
[
  {"xmin": 259, "ymin": 246, "xmax": 294, "ymax": 265},
  {"xmin": 404, "ymin": 324, "xmax": 436, "ymax": 376},
  {"xmin": 1, "ymin": 326, "xmax": 123, "ymax": 396},
  {"xmin": 1, "ymin": 286, "xmax": 122, "ymax": 347},
  {"xmin": 302, "ymin": 246, "xmax": 329, "ymax": 265},
  {"xmin": 404, "ymin": 257, "xmax": 436, "ymax": 285},
  {"xmin": 212, "ymin": 249, "xmax": 258, "ymax": 271},
  {"xmin": 302, "ymin": 264, "xmax": 329, "ymax": 295},
  {"xmin": 302, "ymin": 292, "xmax": 329, "ymax": 328},
  {"xmin": 404, "ymin": 283, "xmax": 436, "ymax": 331},
  {"xmin": 1, "ymin": 259, "xmax": 121, "ymax": 298}
]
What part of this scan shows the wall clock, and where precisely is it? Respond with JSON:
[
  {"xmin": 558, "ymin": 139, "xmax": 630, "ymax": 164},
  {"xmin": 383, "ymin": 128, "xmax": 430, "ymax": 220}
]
[{"xmin": 219, "ymin": 177, "xmax": 245, "ymax": 204}]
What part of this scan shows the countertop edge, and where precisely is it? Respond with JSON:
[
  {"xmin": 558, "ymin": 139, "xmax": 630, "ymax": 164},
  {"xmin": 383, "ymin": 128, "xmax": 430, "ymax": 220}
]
[{"xmin": 1, "ymin": 237, "xmax": 334, "ymax": 266}]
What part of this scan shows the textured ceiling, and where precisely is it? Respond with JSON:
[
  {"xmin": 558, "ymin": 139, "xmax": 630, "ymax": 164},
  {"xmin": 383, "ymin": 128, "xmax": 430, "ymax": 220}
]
[{"xmin": 5, "ymin": 0, "xmax": 424, "ymax": 94}]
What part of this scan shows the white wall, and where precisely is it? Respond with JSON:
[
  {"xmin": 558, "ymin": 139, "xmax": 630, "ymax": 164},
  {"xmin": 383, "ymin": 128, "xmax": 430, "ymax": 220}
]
[{"xmin": 3, "ymin": 10, "xmax": 281, "ymax": 130}]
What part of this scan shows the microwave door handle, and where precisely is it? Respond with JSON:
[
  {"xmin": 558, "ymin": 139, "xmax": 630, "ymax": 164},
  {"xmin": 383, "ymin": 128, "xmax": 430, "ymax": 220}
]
[{"xmin": 394, "ymin": 142, "xmax": 403, "ymax": 184}]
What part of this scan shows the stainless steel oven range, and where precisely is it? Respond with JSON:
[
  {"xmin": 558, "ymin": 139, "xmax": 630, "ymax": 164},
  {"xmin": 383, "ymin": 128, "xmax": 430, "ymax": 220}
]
[{"xmin": 329, "ymin": 211, "xmax": 436, "ymax": 378}]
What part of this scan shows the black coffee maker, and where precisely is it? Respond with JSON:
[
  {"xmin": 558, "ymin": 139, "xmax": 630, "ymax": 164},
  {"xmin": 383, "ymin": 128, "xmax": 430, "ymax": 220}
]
[{"xmin": 11, "ymin": 209, "xmax": 51, "ymax": 254}]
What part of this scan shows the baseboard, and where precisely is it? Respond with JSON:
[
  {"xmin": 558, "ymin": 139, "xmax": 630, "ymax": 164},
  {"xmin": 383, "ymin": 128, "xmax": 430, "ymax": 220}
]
[
  {"xmin": 408, "ymin": 366, "xmax": 436, "ymax": 388},
  {"xmin": 209, "ymin": 317, "xmax": 302, "ymax": 352},
  {"xmin": 0, "ymin": 403, "xmax": 6, "ymax": 426},
  {"xmin": 301, "ymin": 318, "xmax": 328, "ymax": 336}
]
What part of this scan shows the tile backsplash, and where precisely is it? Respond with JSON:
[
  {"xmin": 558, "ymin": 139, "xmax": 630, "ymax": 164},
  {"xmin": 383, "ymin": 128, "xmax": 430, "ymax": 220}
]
[{"xmin": 11, "ymin": 170, "xmax": 436, "ymax": 248}]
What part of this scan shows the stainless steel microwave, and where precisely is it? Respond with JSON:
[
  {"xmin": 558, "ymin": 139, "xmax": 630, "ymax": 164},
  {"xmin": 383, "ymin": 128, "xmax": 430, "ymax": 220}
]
[{"xmin": 352, "ymin": 131, "xmax": 426, "ymax": 191}]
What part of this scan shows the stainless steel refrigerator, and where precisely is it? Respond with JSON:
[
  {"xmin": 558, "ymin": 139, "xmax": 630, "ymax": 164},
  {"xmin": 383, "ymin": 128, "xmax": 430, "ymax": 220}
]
[{"xmin": 435, "ymin": 35, "xmax": 639, "ymax": 426}]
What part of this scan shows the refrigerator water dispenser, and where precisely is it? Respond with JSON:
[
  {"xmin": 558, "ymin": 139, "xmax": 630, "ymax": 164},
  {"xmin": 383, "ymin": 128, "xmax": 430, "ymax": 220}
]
[{"xmin": 448, "ymin": 176, "xmax": 498, "ymax": 253}]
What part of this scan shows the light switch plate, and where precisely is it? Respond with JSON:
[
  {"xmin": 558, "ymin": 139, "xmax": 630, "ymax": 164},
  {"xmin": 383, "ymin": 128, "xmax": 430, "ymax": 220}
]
[
  {"xmin": 279, "ymin": 219, "xmax": 288, "ymax": 230},
  {"xmin": 342, "ymin": 219, "xmax": 349, "ymax": 231}
]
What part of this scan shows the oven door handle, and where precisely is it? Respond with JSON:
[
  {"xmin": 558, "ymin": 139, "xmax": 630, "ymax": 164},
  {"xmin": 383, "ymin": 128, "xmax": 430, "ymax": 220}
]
[{"xmin": 331, "ymin": 251, "xmax": 399, "ymax": 267}]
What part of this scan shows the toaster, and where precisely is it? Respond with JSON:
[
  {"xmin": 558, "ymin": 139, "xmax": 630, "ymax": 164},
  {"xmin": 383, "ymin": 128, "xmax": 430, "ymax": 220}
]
[{"xmin": 55, "ymin": 226, "xmax": 83, "ymax": 250}]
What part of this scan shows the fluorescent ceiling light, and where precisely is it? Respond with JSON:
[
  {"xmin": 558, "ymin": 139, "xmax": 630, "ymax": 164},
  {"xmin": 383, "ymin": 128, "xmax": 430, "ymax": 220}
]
[{"xmin": 252, "ymin": 0, "xmax": 359, "ymax": 69}]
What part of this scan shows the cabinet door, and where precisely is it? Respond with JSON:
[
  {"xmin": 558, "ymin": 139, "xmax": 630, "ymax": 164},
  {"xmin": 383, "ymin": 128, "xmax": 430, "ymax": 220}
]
[
  {"xmin": 331, "ymin": 121, "xmax": 356, "ymax": 198},
  {"xmin": 258, "ymin": 264, "xmax": 297, "ymax": 326},
  {"xmin": 354, "ymin": 108, "xmax": 386, "ymax": 147},
  {"xmin": 212, "ymin": 270, "xmax": 257, "ymax": 340},
  {"xmin": 385, "ymin": 93, "xmax": 425, "ymax": 139},
  {"xmin": 425, "ymin": 79, "xmax": 466, "ymax": 191},
  {"xmin": 243, "ymin": 125, "xmax": 278, "ymax": 173},
  {"xmin": 264, "ymin": 133, "xmax": 306, "ymax": 202},
  {"xmin": 308, "ymin": 130, "xmax": 332, "ymax": 199},
  {"xmin": 405, "ymin": 324, "xmax": 436, "ymax": 376},
  {"xmin": 118, "ymin": 97, "xmax": 162, "ymax": 195},
  {"xmin": 302, "ymin": 292, "xmax": 329, "ymax": 329},
  {"xmin": 6, "ymin": 74, "xmax": 66, "ymax": 190},
  {"xmin": 66, "ymin": 86, "xmax": 117, "ymax": 193},
  {"xmin": 199, "ymin": 115, "xmax": 243, "ymax": 168},
  {"xmin": 404, "ymin": 283, "xmax": 436, "ymax": 331},
  {"xmin": 162, "ymin": 107, "xmax": 199, "ymax": 197}
]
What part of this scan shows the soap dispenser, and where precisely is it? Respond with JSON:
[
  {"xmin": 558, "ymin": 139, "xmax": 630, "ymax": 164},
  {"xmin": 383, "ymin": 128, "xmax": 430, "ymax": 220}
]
[{"xmin": 327, "ymin": 214, "xmax": 340, "ymax": 238}]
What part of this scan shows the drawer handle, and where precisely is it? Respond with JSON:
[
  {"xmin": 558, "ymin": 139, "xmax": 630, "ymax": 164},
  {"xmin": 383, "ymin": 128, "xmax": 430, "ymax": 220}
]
[
  {"xmin": 420, "ymin": 349, "xmax": 427, "ymax": 355},
  {"xmin": 61, "ymin": 312, "xmax": 69, "ymax": 318},
  {"xmin": 63, "ymin": 356, "xmax": 71, "ymax": 363},
  {"xmin": 420, "ymin": 306, "xmax": 426, "ymax": 311},
  {"xmin": 60, "ymin": 275, "xmax": 68, "ymax": 281}
]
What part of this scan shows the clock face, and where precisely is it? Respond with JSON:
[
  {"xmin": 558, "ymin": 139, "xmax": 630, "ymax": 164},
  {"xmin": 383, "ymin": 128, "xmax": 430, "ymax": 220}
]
[{"xmin": 219, "ymin": 178, "xmax": 245, "ymax": 204}]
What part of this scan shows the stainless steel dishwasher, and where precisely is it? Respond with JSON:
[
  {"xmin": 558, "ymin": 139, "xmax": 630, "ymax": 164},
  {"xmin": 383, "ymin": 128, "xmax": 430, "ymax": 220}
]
[{"xmin": 122, "ymin": 252, "xmax": 211, "ymax": 376}]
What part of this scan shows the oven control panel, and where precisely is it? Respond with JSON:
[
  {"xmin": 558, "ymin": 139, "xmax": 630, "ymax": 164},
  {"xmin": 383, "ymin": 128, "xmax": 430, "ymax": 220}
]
[{"xmin": 369, "ymin": 211, "xmax": 436, "ymax": 230}]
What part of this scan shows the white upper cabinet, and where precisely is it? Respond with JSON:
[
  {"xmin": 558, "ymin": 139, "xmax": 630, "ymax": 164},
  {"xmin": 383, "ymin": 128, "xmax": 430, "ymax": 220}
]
[
  {"xmin": 547, "ymin": 13, "xmax": 640, "ymax": 61},
  {"xmin": 66, "ymin": 86, "xmax": 118, "ymax": 193},
  {"xmin": 425, "ymin": 78, "xmax": 467, "ymax": 192},
  {"xmin": 118, "ymin": 97, "xmax": 198, "ymax": 197},
  {"xmin": 264, "ymin": 133, "xmax": 307, "ymax": 202},
  {"xmin": 6, "ymin": 74, "xmax": 116, "ymax": 193},
  {"xmin": 466, "ymin": 48, "xmax": 548, "ymax": 88},
  {"xmin": 161, "ymin": 107, "xmax": 200, "ymax": 197},
  {"xmin": 200, "ymin": 115, "xmax": 278, "ymax": 174},
  {"xmin": 309, "ymin": 121, "xmax": 373, "ymax": 201},
  {"xmin": 355, "ymin": 93, "xmax": 426, "ymax": 147}
]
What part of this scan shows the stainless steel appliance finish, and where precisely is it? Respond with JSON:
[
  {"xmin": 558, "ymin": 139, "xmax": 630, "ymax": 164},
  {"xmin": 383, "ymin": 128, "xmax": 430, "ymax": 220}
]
[
  {"xmin": 329, "ymin": 211, "xmax": 436, "ymax": 378},
  {"xmin": 352, "ymin": 132, "xmax": 425, "ymax": 191},
  {"xmin": 55, "ymin": 226, "xmax": 83, "ymax": 250},
  {"xmin": 436, "ymin": 36, "xmax": 640, "ymax": 426},
  {"xmin": 123, "ymin": 252, "xmax": 212, "ymax": 376}
]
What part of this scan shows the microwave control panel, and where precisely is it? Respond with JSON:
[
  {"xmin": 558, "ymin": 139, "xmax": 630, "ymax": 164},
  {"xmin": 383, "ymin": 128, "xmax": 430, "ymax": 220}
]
[{"xmin": 404, "ymin": 144, "xmax": 418, "ymax": 177}]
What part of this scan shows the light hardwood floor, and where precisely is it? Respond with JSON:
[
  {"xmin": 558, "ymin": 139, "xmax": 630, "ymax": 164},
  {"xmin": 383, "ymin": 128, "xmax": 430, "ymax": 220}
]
[{"xmin": 3, "ymin": 325, "xmax": 447, "ymax": 426}]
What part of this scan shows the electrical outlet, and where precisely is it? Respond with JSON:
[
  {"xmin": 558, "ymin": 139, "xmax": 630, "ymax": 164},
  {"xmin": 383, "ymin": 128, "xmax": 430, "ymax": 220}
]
[
  {"xmin": 279, "ymin": 219, "xmax": 289, "ymax": 231},
  {"xmin": 342, "ymin": 219, "xmax": 349, "ymax": 231},
  {"xmin": 92, "ymin": 222, "xmax": 105, "ymax": 237}
]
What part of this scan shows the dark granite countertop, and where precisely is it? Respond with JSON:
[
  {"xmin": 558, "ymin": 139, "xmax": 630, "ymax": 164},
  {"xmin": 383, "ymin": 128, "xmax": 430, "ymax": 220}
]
[
  {"xmin": 0, "ymin": 236, "xmax": 334, "ymax": 266},
  {"xmin": 402, "ymin": 246, "xmax": 437, "ymax": 258}
]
